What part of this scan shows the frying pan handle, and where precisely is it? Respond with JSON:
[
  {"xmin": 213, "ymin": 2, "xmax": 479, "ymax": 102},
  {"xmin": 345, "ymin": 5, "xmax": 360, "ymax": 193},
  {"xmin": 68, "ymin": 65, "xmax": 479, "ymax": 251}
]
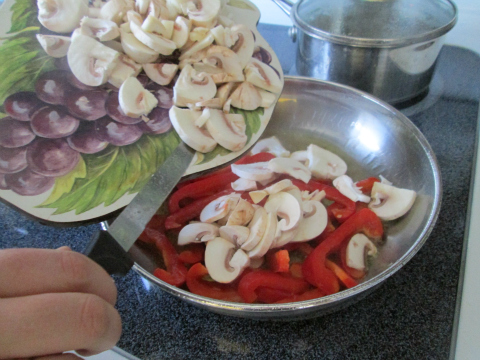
[
  {"xmin": 271, "ymin": 0, "xmax": 294, "ymax": 16},
  {"xmin": 84, "ymin": 230, "xmax": 134, "ymax": 276}
]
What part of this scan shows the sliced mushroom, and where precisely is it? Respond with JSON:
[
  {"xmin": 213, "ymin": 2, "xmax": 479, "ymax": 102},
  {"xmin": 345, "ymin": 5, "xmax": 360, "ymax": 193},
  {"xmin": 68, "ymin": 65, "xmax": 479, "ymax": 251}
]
[
  {"xmin": 199, "ymin": 46, "xmax": 244, "ymax": 84},
  {"xmin": 129, "ymin": 15, "xmax": 177, "ymax": 55},
  {"xmin": 108, "ymin": 55, "xmax": 142, "ymax": 88},
  {"xmin": 36, "ymin": 35, "xmax": 71, "ymax": 58},
  {"xmin": 258, "ymin": 89, "xmax": 278, "ymax": 108},
  {"xmin": 168, "ymin": 16, "xmax": 190, "ymax": 48},
  {"xmin": 251, "ymin": 136, "xmax": 290, "ymax": 158},
  {"xmin": 244, "ymin": 58, "xmax": 283, "ymax": 94},
  {"xmin": 205, "ymin": 110, "xmax": 247, "ymax": 152},
  {"xmin": 184, "ymin": 0, "xmax": 221, "ymax": 27},
  {"xmin": 228, "ymin": 24, "xmax": 255, "ymax": 69},
  {"xmin": 219, "ymin": 225, "xmax": 250, "ymax": 245},
  {"xmin": 80, "ymin": 17, "xmax": 120, "ymax": 41},
  {"xmin": 169, "ymin": 106, "xmax": 217, "ymax": 153},
  {"xmin": 135, "ymin": 0, "xmax": 150, "ymax": 15},
  {"xmin": 345, "ymin": 234, "xmax": 378, "ymax": 271},
  {"xmin": 228, "ymin": 82, "xmax": 261, "ymax": 110},
  {"xmin": 240, "ymin": 206, "xmax": 268, "ymax": 251},
  {"xmin": 333, "ymin": 175, "xmax": 371, "ymax": 203},
  {"xmin": 120, "ymin": 28, "xmax": 160, "ymax": 64},
  {"xmin": 178, "ymin": 222, "xmax": 219, "ymax": 245},
  {"xmin": 118, "ymin": 76, "xmax": 158, "ymax": 117},
  {"xmin": 231, "ymin": 178, "xmax": 257, "ymax": 191},
  {"xmin": 100, "ymin": 0, "xmax": 134, "ymax": 24},
  {"xmin": 267, "ymin": 157, "xmax": 311, "ymax": 184},
  {"xmin": 272, "ymin": 227, "xmax": 298, "ymax": 249},
  {"xmin": 200, "ymin": 193, "xmax": 240, "ymax": 223},
  {"xmin": 37, "ymin": 0, "xmax": 89, "ymax": 33},
  {"xmin": 142, "ymin": 14, "xmax": 174, "ymax": 39},
  {"xmin": 264, "ymin": 179, "xmax": 293, "ymax": 195},
  {"xmin": 264, "ymin": 192, "xmax": 302, "ymax": 231},
  {"xmin": 143, "ymin": 63, "xmax": 178, "ymax": 85},
  {"xmin": 292, "ymin": 145, "xmax": 348, "ymax": 180},
  {"xmin": 249, "ymin": 190, "xmax": 268, "ymax": 204},
  {"xmin": 226, "ymin": 198, "xmax": 255, "ymax": 226},
  {"xmin": 231, "ymin": 162, "xmax": 274, "ymax": 182},
  {"xmin": 67, "ymin": 34, "xmax": 120, "ymax": 86},
  {"xmin": 292, "ymin": 200, "xmax": 328, "ymax": 242},
  {"xmin": 205, "ymin": 237, "xmax": 250, "ymax": 283},
  {"xmin": 179, "ymin": 33, "xmax": 215, "ymax": 60},
  {"xmin": 369, "ymin": 182, "xmax": 416, "ymax": 220},
  {"xmin": 173, "ymin": 64, "xmax": 217, "ymax": 107},
  {"xmin": 248, "ymin": 211, "xmax": 277, "ymax": 259}
]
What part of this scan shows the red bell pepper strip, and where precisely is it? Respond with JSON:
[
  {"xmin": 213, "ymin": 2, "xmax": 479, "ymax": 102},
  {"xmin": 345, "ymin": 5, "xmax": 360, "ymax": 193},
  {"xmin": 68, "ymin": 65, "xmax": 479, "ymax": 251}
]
[
  {"xmin": 325, "ymin": 259, "xmax": 358, "ymax": 289},
  {"xmin": 176, "ymin": 166, "xmax": 232, "ymax": 189},
  {"xmin": 137, "ymin": 215, "xmax": 167, "ymax": 244},
  {"xmin": 275, "ymin": 289, "xmax": 324, "ymax": 303},
  {"xmin": 186, "ymin": 263, "xmax": 243, "ymax": 302},
  {"xmin": 355, "ymin": 177, "xmax": 380, "ymax": 195},
  {"xmin": 238, "ymin": 270, "xmax": 310, "ymax": 303},
  {"xmin": 256, "ymin": 287, "xmax": 294, "ymax": 303},
  {"xmin": 178, "ymin": 244, "xmax": 205, "ymax": 264},
  {"xmin": 165, "ymin": 189, "xmax": 235, "ymax": 229},
  {"xmin": 302, "ymin": 208, "xmax": 383, "ymax": 295},
  {"xmin": 168, "ymin": 171, "xmax": 239, "ymax": 213},
  {"xmin": 143, "ymin": 228, "xmax": 187, "ymax": 287},
  {"xmin": 291, "ymin": 179, "xmax": 356, "ymax": 223},
  {"xmin": 266, "ymin": 249, "xmax": 290, "ymax": 273}
]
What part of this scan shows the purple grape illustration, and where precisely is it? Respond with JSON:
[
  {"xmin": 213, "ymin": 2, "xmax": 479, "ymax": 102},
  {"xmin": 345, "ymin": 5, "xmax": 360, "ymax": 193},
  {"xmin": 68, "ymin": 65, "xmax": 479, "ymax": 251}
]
[
  {"xmin": 31, "ymin": 106, "xmax": 80, "ymax": 138},
  {"xmin": 67, "ymin": 121, "xmax": 109, "ymax": 154},
  {"xmin": 66, "ymin": 89, "xmax": 108, "ymax": 121},
  {"xmin": 35, "ymin": 70, "xmax": 72, "ymax": 105},
  {"xmin": 0, "ymin": 146, "xmax": 28, "ymax": 174},
  {"xmin": 3, "ymin": 92, "xmax": 45, "ymax": 121},
  {"xmin": 105, "ymin": 92, "xmax": 143, "ymax": 125},
  {"xmin": 5, "ymin": 168, "xmax": 55, "ymax": 196},
  {"xmin": 0, "ymin": 117, "xmax": 36, "ymax": 148},
  {"xmin": 27, "ymin": 138, "xmax": 80, "ymax": 177},
  {"xmin": 95, "ymin": 117, "xmax": 143, "ymax": 146},
  {"xmin": 138, "ymin": 107, "xmax": 172, "ymax": 134}
]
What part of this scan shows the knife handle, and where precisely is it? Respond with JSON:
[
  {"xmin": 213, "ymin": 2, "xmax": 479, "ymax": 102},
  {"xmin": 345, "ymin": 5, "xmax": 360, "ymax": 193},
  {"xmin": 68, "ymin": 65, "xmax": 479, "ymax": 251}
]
[{"xmin": 84, "ymin": 230, "xmax": 134, "ymax": 276}]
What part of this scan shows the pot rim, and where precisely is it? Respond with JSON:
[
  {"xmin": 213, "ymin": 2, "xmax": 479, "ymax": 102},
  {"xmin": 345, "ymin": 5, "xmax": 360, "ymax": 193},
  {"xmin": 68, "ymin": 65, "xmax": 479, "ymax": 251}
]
[{"xmin": 291, "ymin": 0, "xmax": 458, "ymax": 48}]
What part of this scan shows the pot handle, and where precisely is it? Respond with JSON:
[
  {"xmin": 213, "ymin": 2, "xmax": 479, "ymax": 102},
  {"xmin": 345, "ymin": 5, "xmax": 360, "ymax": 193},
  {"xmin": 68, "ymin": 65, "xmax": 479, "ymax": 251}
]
[{"xmin": 271, "ymin": 0, "xmax": 294, "ymax": 16}]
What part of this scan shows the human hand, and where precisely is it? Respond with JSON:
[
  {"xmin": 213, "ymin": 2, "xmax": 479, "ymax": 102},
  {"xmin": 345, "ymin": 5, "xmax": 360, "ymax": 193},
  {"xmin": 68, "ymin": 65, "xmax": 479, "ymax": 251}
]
[{"xmin": 0, "ymin": 247, "xmax": 122, "ymax": 359}]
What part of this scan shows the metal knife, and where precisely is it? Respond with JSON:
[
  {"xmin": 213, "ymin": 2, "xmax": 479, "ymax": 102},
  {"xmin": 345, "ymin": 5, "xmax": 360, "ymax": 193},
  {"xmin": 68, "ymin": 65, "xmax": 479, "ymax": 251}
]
[{"xmin": 83, "ymin": 142, "xmax": 195, "ymax": 276}]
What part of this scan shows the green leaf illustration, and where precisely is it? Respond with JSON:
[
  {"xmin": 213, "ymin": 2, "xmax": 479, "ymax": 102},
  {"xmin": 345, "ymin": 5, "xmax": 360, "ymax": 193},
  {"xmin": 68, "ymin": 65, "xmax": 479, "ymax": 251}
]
[
  {"xmin": 8, "ymin": 0, "xmax": 41, "ymax": 34},
  {"xmin": 38, "ymin": 131, "xmax": 180, "ymax": 215}
]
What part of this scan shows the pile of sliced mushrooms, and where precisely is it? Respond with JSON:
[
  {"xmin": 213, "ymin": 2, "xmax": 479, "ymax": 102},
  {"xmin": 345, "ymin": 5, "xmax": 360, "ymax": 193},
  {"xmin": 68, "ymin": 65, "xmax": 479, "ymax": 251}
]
[
  {"xmin": 178, "ymin": 137, "xmax": 417, "ymax": 283},
  {"xmin": 35, "ymin": 0, "xmax": 282, "ymax": 153}
]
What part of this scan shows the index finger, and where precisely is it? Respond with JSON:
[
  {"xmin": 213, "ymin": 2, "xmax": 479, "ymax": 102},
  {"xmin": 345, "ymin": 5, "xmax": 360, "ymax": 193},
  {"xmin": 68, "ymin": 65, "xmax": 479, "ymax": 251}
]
[{"xmin": 0, "ymin": 248, "xmax": 117, "ymax": 305}]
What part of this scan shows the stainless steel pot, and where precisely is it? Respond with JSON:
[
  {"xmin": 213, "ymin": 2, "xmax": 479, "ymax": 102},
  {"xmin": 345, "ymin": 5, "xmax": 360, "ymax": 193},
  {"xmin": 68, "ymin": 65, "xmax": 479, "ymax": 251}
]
[
  {"xmin": 129, "ymin": 77, "xmax": 442, "ymax": 320},
  {"xmin": 272, "ymin": 0, "xmax": 457, "ymax": 104}
]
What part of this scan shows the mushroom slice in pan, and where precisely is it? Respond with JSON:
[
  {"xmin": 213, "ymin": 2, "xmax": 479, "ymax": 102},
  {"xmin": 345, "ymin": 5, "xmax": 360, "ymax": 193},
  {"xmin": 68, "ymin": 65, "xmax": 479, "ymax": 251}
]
[
  {"xmin": 251, "ymin": 136, "xmax": 290, "ymax": 158},
  {"xmin": 231, "ymin": 162, "xmax": 273, "ymax": 182},
  {"xmin": 240, "ymin": 206, "xmax": 268, "ymax": 251},
  {"xmin": 219, "ymin": 225, "xmax": 250, "ymax": 246},
  {"xmin": 264, "ymin": 192, "xmax": 302, "ymax": 232},
  {"xmin": 200, "ymin": 193, "xmax": 241, "ymax": 223},
  {"xmin": 292, "ymin": 200, "xmax": 328, "ymax": 242},
  {"xmin": 178, "ymin": 222, "xmax": 219, "ymax": 245},
  {"xmin": 369, "ymin": 182, "xmax": 416, "ymax": 221},
  {"xmin": 268, "ymin": 157, "xmax": 311, "ymax": 184},
  {"xmin": 345, "ymin": 234, "xmax": 378, "ymax": 271},
  {"xmin": 333, "ymin": 175, "xmax": 371, "ymax": 203},
  {"xmin": 291, "ymin": 144, "xmax": 347, "ymax": 180},
  {"xmin": 205, "ymin": 237, "xmax": 250, "ymax": 283}
]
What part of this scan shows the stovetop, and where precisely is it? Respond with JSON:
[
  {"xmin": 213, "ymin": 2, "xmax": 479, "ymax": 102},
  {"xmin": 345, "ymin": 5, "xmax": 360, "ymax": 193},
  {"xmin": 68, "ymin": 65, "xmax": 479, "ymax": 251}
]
[{"xmin": 1, "ymin": 24, "xmax": 479, "ymax": 359}]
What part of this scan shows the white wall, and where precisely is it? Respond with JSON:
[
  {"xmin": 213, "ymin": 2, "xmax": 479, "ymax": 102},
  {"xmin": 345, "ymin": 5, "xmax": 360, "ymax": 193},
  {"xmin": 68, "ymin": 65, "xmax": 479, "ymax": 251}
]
[{"xmin": 250, "ymin": 0, "xmax": 480, "ymax": 54}]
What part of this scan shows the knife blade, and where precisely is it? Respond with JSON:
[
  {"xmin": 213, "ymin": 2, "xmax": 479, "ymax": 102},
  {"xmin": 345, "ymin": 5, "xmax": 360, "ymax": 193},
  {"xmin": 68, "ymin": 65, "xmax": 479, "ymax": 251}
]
[{"xmin": 84, "ymin": 142, "xmax": 195, "ymax": 275}]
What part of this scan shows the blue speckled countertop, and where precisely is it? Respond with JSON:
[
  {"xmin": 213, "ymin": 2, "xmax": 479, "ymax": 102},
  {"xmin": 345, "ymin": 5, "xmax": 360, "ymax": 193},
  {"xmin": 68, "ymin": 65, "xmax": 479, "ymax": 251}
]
[{"xmin": 1, "ymin": 24, "xmax": 480, "ymax": 359}]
